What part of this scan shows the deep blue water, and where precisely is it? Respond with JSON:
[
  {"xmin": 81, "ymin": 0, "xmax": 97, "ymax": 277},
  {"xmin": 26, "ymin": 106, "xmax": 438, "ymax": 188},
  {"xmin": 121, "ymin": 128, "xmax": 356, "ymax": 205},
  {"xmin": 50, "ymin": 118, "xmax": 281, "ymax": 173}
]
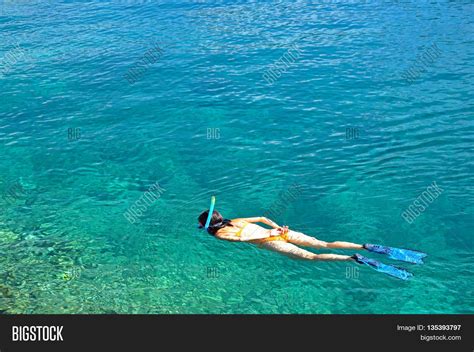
[{"xmin": 0, "ymin": 1, "xmax": 473, "ymax": 313}]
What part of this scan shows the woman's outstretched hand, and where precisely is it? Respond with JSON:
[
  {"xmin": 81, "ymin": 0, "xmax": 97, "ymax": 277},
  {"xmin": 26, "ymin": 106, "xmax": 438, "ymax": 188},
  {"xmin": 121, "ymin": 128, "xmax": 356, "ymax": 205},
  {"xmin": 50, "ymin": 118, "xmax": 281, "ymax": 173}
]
[{"xmin": 277, "ymin": 226, "xmax": 289, "ymax": 234}]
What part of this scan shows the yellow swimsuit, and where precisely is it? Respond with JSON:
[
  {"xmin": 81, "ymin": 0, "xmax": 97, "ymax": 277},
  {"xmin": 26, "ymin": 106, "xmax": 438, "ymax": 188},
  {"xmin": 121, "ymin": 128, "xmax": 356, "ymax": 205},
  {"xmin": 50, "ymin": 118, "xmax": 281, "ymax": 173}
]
[{"xmin": 235, "ymin": 223, "xmax": 289, "ymax": 244}]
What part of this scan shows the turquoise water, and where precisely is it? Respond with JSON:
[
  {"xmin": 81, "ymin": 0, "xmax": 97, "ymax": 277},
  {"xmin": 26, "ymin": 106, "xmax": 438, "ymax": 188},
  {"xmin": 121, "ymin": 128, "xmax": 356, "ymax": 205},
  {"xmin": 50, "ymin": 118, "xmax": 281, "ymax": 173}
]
[{"xmin": 1, "ymin": 1, "xmax": 473, "ymax": 314}]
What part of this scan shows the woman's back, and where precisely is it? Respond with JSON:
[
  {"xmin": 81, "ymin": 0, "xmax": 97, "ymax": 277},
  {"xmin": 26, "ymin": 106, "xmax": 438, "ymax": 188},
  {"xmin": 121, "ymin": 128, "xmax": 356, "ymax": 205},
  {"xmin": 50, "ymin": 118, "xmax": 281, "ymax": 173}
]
[{"xmin": 215, "ymin": 219, "xmax": 271, "ymax": 241}]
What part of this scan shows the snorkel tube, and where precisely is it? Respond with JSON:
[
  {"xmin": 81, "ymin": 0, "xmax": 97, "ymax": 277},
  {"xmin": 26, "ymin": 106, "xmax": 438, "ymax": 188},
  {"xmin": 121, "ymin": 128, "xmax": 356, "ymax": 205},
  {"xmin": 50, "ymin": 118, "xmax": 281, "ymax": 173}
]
[{"xmin": 204, "ymin": 196, "xmax": 216, "ymax": 230}]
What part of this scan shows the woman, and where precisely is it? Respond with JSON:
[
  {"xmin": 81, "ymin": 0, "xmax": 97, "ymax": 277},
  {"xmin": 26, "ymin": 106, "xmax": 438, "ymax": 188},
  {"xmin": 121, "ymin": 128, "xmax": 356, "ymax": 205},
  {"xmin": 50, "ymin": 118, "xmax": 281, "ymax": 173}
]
[
  {"xmin": 198, "ymin": 210, "xmax": 363, "ymax": 261},
  {"xmin": 198, "ymin": 209, "xmax": 427, "ymax": 279}
]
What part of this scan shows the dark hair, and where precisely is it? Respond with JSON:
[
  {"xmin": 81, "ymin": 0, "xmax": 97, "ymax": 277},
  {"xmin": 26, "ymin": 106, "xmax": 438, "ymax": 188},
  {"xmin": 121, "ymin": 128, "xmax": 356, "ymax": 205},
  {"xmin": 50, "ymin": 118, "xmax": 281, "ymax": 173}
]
[{"xmin": 198, "ymin": 209, "xmax": 232, "ymax": 235}]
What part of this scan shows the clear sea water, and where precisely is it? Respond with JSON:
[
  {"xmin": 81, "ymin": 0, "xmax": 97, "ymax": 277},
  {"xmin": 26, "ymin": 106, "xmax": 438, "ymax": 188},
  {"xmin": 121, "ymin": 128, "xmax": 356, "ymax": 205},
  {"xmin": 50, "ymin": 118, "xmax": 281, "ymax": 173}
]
[{"xmin": 0, "ymin": 1, "xmax": 473, "ymax": 314}]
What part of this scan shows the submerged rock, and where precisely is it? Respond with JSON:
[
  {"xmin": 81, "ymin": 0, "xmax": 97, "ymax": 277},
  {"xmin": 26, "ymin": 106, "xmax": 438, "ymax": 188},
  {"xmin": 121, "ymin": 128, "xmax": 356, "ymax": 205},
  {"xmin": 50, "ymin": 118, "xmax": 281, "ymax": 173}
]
[
  {"xmin": 0, "ymin": 230, "xmax": 20, "ymax": 244},
  {"xmin": 0, "ymin": 285, "xmax": 14, "ymax": 298}
]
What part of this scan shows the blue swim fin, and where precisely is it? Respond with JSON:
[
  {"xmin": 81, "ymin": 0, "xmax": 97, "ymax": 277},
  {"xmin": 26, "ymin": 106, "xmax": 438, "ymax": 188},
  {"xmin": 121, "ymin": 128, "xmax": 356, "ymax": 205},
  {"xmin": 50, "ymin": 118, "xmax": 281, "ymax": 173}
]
[
  {"xmin": 352, "ymin": 253, "xmax": 413, "ymax": 280},
  {"xmin": 363, "ymin": 244, "xmax": 427, "ymax": 264}
]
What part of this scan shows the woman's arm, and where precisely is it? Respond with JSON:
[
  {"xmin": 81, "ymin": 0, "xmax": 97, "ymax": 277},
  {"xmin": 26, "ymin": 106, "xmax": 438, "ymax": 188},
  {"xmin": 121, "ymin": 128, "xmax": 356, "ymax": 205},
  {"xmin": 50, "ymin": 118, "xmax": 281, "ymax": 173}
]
[
  {"xmin": 217, "ymin": 231, "xmax": 269, "ymax": 242},
  {"xmin": 215, "ymin": 232, "xmax": 242, "ymax": 242},
  {"xmin": 237, "ymin": 217, "xmax": 281, "ymax": 229},
  {"xmin": 215, "ymin": 228, "xmax": 270, "ymax": 242}
]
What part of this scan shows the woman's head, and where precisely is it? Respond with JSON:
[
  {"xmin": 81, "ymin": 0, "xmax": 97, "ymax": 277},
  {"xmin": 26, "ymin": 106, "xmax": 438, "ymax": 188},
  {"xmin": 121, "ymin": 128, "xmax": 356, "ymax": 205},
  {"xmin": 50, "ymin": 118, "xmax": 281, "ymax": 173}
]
[
  {"xmin": 198, "ymin": 209, "xmax": 223, "ymax": 228},
  {"xmin": 198, "ymin": 209, "xmax": 231, "ymax": 235}
]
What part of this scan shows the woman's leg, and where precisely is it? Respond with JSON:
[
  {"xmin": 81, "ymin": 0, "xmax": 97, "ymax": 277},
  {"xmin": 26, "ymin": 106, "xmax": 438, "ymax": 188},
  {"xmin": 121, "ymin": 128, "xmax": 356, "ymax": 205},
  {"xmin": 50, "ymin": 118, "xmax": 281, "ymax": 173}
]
[
  {"xmin": 260, "ymin": 241, "xmax": 353, "ymax": 261},
  {"xmin": 287, "ymin": 230, "xmax": 363, "ymax": 250}
]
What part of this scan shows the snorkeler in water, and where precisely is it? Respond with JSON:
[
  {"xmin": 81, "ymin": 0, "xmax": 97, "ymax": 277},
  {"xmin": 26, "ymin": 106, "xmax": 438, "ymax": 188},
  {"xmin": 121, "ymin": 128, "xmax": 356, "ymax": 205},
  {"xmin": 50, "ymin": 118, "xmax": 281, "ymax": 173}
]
[{"xmin": 198, "ymin": 197, "xmax": 427, "ymax": 280}]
